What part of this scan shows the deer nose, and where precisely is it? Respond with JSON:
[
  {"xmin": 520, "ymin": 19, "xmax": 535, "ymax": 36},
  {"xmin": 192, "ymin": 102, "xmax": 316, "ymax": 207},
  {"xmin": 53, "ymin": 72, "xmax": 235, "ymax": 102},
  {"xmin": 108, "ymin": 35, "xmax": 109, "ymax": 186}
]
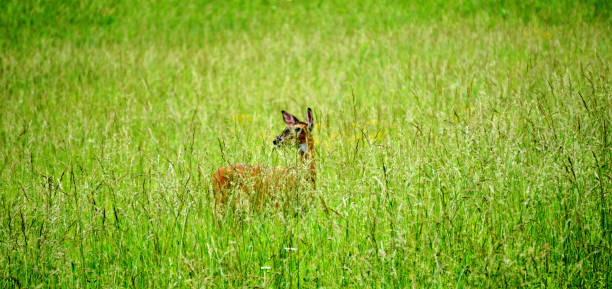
[{"xmin": 273, "ymin": 138, "xmax": 278, "ymax": 145}]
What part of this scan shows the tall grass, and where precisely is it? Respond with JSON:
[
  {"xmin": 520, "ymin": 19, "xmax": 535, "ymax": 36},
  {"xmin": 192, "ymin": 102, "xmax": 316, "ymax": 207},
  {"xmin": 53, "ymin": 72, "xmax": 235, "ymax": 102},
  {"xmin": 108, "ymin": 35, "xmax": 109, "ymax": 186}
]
[{"xmin": 1, "ymin": 0, "xmax": 610, "ymax": 287}]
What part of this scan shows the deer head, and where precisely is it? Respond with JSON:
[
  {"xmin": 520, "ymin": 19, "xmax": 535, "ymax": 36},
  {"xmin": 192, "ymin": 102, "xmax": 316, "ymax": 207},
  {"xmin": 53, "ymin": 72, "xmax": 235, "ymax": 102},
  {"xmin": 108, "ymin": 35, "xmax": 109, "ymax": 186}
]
[{"xmin": 273, "ymin": 108, "xmax": 314, "ymax": 155}]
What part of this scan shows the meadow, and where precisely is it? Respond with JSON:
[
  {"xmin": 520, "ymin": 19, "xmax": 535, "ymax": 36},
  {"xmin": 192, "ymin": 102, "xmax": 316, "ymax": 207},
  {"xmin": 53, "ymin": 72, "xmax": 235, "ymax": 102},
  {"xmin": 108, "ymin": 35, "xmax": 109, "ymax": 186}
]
[{"xmin": 1, "ymin": 0, "xmax": 611, "ymax": 287}]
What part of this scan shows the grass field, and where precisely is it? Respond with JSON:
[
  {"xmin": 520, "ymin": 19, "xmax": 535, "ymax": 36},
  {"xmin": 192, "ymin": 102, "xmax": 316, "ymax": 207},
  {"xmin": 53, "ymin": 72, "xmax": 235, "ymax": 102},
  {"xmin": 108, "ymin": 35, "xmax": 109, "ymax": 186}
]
[{"xmin": 1, "ymin": 0, "xmax": 611, "ymax": 287}]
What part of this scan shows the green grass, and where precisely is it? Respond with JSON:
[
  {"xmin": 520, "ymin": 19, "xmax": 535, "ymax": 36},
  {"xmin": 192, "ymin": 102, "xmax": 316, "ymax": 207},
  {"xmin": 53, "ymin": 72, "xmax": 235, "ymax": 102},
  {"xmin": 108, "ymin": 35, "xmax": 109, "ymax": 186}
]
[{"xmin": 1, "ymin": 0, "xmax": 611, "ymax": 287}]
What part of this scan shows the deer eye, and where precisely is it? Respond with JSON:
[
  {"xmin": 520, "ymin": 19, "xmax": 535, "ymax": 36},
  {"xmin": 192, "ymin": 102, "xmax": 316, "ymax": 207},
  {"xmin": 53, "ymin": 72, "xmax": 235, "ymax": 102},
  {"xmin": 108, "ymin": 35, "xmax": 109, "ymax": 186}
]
[{"xmin": 295, "ymin": 127, "xmax": 302, "ymax": 134}]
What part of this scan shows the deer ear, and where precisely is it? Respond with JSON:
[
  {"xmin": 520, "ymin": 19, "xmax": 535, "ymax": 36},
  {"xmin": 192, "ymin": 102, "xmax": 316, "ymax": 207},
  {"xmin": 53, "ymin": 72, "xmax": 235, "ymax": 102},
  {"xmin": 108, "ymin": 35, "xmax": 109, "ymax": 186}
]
[
  {"xmin": 306, "ymin": 107, "xmax": 314, "ymax": 131},
  {"xmin": 282, "ymin": 110, "xmax": 299, "ymax": 125}
]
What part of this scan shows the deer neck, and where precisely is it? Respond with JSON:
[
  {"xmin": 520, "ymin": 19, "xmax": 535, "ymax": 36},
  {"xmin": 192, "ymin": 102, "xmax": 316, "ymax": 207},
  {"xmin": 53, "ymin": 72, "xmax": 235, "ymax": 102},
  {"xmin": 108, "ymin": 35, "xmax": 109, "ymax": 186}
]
[{"xmin": 298, "ymin": 135, "xmax": 316, "ymax": 184}]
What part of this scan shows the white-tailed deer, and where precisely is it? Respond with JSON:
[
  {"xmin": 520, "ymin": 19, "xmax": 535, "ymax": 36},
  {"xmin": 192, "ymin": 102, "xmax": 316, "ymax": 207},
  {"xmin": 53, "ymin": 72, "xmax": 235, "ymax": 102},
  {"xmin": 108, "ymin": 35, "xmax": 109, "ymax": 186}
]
[{"xmin": 212, "ymin": 108, "xmax": 316, "ymax": 212}]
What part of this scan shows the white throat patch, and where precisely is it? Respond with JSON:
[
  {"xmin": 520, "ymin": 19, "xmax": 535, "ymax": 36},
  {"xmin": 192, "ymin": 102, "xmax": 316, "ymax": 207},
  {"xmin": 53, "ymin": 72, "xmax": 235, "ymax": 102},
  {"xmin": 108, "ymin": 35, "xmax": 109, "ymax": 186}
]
[{"xmin": 299, "ymin": 143, "xmax": 308, "ymax": 154}]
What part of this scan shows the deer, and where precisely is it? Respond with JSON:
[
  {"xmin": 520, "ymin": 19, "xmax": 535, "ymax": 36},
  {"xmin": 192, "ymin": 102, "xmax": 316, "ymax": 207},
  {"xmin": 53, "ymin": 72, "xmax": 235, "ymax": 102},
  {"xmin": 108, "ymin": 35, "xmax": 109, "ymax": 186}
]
[{"xmin": 212, "ymin": 108, "xmax": 316, "ymax": 213}]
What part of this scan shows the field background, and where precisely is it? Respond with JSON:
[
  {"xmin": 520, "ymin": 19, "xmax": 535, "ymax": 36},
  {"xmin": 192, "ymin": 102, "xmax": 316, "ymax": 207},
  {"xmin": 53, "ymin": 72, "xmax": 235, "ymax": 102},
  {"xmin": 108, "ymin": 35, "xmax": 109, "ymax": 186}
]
[{"xmin": 1, "ymin": 0, "xmax": 611, "ymax": 288}]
